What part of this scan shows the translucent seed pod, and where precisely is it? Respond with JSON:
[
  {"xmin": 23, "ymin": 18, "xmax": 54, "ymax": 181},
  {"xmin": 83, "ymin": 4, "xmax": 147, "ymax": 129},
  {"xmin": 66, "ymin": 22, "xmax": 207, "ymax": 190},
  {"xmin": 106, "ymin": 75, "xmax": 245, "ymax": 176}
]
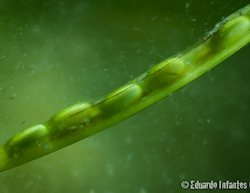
[
  {"xmin": 139, "ymin": 57, "xmax": 186, "ymax": 94},
  {"xmin": 4, "ymin": 124, "xmax": 48, "ymax": 158},
  {"xmin": 0, "ymin": 4, "xmax": 250, "ymax": 172},
  {"xmin": 100, "ymin": 84, "xmax": 142, "ymax": 114},
  {"xmin": 47, "ymin": 102, "xmax": 97, "ymax": 139}
]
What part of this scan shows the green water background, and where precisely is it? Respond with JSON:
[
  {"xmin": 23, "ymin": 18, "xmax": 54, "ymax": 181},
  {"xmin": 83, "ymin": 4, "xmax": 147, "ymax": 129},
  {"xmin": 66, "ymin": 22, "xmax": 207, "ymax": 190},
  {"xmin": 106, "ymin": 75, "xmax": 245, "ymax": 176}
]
[{"xmin": 0, "ymin": 0, "xmax": 250, "ymax": 192}]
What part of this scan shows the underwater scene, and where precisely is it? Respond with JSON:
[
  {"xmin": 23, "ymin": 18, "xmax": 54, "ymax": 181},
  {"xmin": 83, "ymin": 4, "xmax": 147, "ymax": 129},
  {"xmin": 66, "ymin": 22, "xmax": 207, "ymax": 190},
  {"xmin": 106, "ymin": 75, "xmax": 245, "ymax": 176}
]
[{"xmin": 0, "ymin": 0, "xmax": 250, "ymax": 192}]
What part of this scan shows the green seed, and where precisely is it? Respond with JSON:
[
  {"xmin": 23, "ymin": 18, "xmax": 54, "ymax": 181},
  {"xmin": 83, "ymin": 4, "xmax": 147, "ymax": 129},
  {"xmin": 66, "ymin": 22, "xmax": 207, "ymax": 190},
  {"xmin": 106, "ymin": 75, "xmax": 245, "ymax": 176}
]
[
  {"xmin": 101, "ymin": 84, "xmax": 142, "ymax": 113},
  {"xmin": 140, "ymin": 57, "xmax": 186, "ymax": 93},
  {"xmin": 208, "ymin": 15, "xmax": 250, "ymax": 53},
  {"xmin": 51, "ymin": 103, "xmax": 93, "ymax": 125},
  {"xmin": 222, "ymin": 16, "xmax": 250, "ymax": 42},
  {"xmin": 48, "ymin": 103, "xmax": 97, "ymax": 138},
  {"xmin": 5, "ymin": 124, "xmax": 48, "ymax": 158}
]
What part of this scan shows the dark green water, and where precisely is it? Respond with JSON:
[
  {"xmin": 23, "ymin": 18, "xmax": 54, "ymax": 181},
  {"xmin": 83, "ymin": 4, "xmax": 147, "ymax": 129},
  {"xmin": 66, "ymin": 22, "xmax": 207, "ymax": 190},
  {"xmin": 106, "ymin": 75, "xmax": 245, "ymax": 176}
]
[{"xmin": 0, "ymin": 0, "xmax": 250, "ymax": 192}]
